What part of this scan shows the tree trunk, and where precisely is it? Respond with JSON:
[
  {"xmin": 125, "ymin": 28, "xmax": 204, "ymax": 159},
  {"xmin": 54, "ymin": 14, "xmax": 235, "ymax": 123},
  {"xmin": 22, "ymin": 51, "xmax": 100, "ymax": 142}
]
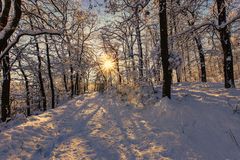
[
  {"xmin": 0, "ymin": 0, "xmax": 22, "ymax": 122},
  {"xmin": 66, "ymin": 36, "xmax": 74, "ymax": 98},
  {"xmin": 75, "ymin": 72, "xmax": 79, "ymax": 95},
  {"xmin": 86, "ymin": 72, "xmax": 90, "ymax": 92},
  {"xmin": 52, "ymin": 37, "xmax": 68, "ymax": 93},
  {"xmin": 159, "ymin": 0, "xmax": 172, "ymax": 98},
  {"xmin": 176, "ymin": 69, "xmax": 181, "ymax": 83},
  {"xmin": 1, "ymin": 49, "xmax": 11, "ymax": 122},
  {"xmin": 29, "ymin": 16, "xmax": 47, "ymax": 111},
  {"xmin": 194, "ymin": 37, "xmax": 207, "ymax": 82},
  {"xmin": 216, "ymin": 0, "xmax": 235, "ymax": 88},
  {"xmin": 188, "ymin": 18, "xmax": 207, "ymax": 82},
  {"xmin": 135, "ymin": 10, "xmax": 144, "ymax": 80},
  {"xmin": 116, "ymin": 59, "xmax": 122, "ymax": 85},
  {"xmin": 63, "ymin": 74, "xmax": 68, "ymax": 93},
  {"xmin": 130, "ymin": 44, "xmax": 136, "ymax": 81},
  {"xmin": 35, "ymin": 38, "xmax": 47, "ymax": 111},
  {"xmin": 129, "ymin": 34, "xmax": 136, "ymax": 82},
  {"xmin": 70, "ymin": 61, "xmax": 74, "ymax": 98},
  {"xmin": 123, "ymin": 42, "xmax": 129, "ymax": 83},
  {"xmin": 18, "ymin": 58, "xmax": 31, "ymax": 116},
  {"xmin": 155, "ymin": 48, "xmax": 161, "ymax": 84},
  {"xmin": 45, "ymin": 35, "xmax": 55, "ymax": 109}
]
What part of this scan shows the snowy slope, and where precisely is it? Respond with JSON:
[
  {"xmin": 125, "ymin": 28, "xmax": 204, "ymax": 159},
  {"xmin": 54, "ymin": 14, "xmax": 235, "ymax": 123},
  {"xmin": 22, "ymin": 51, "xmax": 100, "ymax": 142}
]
[{"xmin": 0, "ymin": 83, "xmax": 240, "ymax": 160}]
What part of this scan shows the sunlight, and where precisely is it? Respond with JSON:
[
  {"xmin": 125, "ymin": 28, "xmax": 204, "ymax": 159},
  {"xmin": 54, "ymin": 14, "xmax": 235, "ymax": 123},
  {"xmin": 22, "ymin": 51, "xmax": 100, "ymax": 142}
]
[
  {"xmin": 100, "ymin": 55, "xmax": 116, "ymax": 73},
  {"xmin": 103, "ymin": 60, "xmax": 114, "ymax": 71}
]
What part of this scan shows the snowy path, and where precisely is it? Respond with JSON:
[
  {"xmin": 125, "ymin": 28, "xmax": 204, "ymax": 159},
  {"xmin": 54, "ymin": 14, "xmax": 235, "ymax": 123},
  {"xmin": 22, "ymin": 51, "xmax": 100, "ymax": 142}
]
[{"xmin": 1, "ymin": 85, "xmax": 240, "ymax": 160}]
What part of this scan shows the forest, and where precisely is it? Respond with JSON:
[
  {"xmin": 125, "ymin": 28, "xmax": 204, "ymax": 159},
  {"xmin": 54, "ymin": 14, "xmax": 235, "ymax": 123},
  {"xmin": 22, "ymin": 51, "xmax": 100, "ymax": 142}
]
[{"xmin": 0, "ymin": 0, "xmax": 240, "ymax": 159}]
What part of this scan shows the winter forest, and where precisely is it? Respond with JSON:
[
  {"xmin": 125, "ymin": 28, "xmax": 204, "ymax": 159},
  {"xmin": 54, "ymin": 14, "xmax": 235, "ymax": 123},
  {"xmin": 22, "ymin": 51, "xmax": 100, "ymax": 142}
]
[{"xmin": 0, "ymin": 0, "xmax": 240, "ymax": 159}]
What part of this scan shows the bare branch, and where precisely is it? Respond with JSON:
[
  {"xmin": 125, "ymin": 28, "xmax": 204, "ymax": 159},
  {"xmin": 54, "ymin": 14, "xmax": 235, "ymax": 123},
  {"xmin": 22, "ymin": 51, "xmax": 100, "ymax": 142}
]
[{"xmin": 0, "ymin": 29, "xmax": 61, "ymax": 61}]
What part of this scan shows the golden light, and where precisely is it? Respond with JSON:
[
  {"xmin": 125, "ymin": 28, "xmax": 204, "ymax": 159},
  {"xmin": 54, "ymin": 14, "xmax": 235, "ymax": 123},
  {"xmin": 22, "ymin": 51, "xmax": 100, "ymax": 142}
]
[
  {"xmin": 100, "ymin": 55, "xmax": 116, "ymax": 72},
  {"xmin": 102, "ymin": 60, "xmax": 114, "ymax": 71}
]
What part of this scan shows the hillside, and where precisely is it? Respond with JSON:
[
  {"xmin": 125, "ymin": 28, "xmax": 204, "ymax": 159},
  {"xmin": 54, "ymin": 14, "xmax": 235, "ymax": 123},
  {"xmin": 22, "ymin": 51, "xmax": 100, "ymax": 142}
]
[{"xmin": 0, "ymin": 83, "xmax": 240, "ymax": 160}]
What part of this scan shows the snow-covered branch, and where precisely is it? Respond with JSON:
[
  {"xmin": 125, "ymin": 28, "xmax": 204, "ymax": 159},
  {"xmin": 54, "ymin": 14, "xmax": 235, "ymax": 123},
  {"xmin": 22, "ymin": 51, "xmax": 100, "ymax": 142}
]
[
  {"xmin": 0, "ymin": 0, "xmax": 21, "ymax": 47},
  {"xmin": 217, "ymin": 12, "xmax": 240, "ymax": 29},
  {"xmin": 0, "ymin": 29, "xmax": 61, "ymax": 61},
  {"xmin": 170, "ymin": 21, "xmax": 215, "ymax": 39},
  {"xmin": 172, "ymin": 11, "xmax": 240, "ymax": 39}
]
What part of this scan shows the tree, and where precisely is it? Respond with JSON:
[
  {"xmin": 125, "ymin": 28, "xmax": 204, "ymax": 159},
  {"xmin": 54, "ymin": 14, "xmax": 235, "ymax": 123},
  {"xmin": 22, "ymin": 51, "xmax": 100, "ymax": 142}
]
[
  {"xmin": 0, "ymin": 0, "xmax": 22, "ymax": 122},
  {"xmin": 159, "ymin": 0, "xmax": 172, "ymax": 98},
  {"xmin": 45, "ymin": 35, "xmax": 55, "ymax": 109},
  {"xmin": 177, "ymin": 0, "xmax": 208, "ymax": 83},
  {"xmin": 216, "ymin": 0, "xmax": 235, "ymax": 88},
  {"xmin": 18, "ymin": 56, "xmax": 31, "ymax": 116}
]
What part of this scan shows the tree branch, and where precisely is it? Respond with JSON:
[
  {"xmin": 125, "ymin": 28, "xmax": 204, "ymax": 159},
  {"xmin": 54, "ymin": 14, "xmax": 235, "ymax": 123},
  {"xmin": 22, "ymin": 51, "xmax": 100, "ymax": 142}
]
[{"xmin": 0, "ymin": 29, "xmax": 61, "ymax": 61}]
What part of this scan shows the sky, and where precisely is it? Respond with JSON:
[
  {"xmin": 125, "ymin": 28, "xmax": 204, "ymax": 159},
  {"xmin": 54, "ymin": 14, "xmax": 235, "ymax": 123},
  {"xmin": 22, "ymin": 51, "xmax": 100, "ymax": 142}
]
[
  {"xmin": 81, "ymin": 0, "xmax": 105, "ymax": 12},
  {"xmin": 81, "ymin": 0, "xmax": 115, "ymax": 25}
]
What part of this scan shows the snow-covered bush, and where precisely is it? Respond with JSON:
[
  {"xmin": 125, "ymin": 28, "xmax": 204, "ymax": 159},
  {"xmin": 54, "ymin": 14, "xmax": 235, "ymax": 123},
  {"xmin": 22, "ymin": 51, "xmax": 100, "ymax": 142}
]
[{"xmin": 116, "ymin": 83, "xmax": 158, "ymax": 109}]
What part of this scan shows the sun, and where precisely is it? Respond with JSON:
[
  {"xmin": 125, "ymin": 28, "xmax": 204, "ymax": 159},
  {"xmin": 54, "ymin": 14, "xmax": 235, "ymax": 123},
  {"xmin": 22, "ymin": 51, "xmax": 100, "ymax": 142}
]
[
  {"xmin": 102, "ymin": 60, "xmax": 114, "ymax": 71},
  {"xmin": 100, "ymin": 55, "xmax": 115, "ymax": 72}
]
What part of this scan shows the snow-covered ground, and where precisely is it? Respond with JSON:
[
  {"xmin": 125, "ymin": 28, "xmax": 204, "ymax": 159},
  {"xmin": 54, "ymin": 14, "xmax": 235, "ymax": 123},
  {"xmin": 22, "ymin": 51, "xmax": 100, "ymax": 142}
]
[{"xmin": 0, "ymin": 83, "xmax": 240, "ymax": 160}]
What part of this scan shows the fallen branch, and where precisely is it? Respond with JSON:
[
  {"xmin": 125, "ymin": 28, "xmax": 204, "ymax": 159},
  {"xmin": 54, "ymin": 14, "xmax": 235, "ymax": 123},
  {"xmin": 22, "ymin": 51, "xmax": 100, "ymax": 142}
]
[{"xmin": 228, "ymin": 129, "xmax": 240, "ymax": 151}]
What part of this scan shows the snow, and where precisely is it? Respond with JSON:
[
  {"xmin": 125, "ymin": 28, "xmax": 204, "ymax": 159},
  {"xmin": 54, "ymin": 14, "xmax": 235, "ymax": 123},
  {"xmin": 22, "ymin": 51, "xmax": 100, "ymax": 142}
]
[
  {"xmin": 227, "ymin": 56, "xmax": 232, "ymax": 61},
  {"xmin": 0, "ymin": 83, "xmax": 240, "ymax": 160}
]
